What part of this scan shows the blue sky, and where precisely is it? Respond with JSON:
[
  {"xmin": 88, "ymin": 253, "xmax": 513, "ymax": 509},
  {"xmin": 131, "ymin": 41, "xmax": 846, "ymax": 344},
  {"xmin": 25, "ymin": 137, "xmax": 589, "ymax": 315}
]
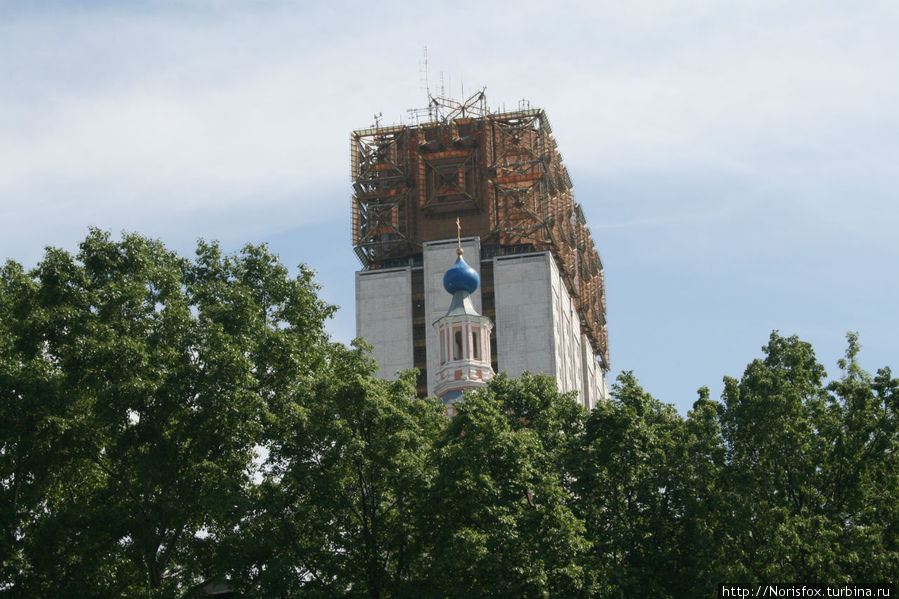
[{"xmin": 2, "ymin": 1, "xmax": 897, "ymax": 414}]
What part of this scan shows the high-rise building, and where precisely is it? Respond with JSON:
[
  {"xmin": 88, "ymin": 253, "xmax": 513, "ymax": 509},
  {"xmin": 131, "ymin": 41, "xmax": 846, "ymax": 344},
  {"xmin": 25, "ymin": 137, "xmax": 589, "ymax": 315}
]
[{"xmin": 352, "ymin": 92, "xmax": 609, "ymax": 408}]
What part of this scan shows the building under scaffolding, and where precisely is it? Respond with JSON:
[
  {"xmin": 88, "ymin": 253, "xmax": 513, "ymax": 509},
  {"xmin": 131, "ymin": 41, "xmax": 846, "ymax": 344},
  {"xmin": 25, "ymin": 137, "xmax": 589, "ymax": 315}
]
[{"xmin": 353, "ymin": 91, "xmax": 609, "ymax": 405}]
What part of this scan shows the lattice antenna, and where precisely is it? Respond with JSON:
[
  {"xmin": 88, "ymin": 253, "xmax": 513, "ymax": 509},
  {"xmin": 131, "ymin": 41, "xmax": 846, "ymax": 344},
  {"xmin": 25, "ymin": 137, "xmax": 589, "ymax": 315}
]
[{"xmin": 420, "ymin": 46, "xmax": 430, "ymax": 97}]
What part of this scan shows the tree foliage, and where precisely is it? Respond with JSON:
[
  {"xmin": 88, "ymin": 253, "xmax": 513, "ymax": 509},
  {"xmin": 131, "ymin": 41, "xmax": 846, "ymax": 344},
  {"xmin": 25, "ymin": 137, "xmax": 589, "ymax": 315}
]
[
  {"xmin": 224, "ymin": 344, "xmax": 445, "ymax": 598},
  {"xmin": 720, "ymin": 332, "xmax": 899, "ymax": 582},
  {"xmin": 425, "ymin": 374, "xmax": 590, "ymax": 598},
  {"xmin": 0, "ymin": 230, "xmax": 333, "ymax": 596},
  {"xmin": 2, "ymin": 231, "xmax": 896, "ymax": 597},
  {"xmin": 572, "ymin": 371, "xmax": 693, "ymax": 597}
]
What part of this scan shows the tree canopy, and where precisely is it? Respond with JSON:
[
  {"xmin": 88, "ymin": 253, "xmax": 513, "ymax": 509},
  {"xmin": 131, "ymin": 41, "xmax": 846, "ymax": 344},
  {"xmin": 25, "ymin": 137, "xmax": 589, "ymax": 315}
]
[
  {"xmin": 1, "ymin": 230, "xmax": 333, "ymax": 596},
  {"xmin": 1, "ymin": 231, "xmax": 896, "ymax": 597}
]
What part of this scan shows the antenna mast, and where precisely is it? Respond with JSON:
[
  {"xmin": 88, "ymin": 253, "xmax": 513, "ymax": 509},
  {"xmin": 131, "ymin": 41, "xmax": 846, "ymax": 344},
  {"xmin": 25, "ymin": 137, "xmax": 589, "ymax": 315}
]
[{"xmin": 420, "ymin": 46, "xmax": 430, "ymax": 98}]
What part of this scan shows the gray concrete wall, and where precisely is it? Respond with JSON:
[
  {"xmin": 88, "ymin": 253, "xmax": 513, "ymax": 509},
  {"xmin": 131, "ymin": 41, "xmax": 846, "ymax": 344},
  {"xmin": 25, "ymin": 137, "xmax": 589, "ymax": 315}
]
[
  {"xmin": 548, "ymin": 256, "xmax": 584, "ymax": 397},
  {"xmin": 493, "ymin": 253, "xmax": 556, "ymax": 379},
  {"xmin": 355, "ymin": 267, "xmax": 414, "ymax": 378},
  {"xmin": 493, "ymin": 251, "xmax": 607, "ymax": 408},
  {"xmin": 581, "ymin": 332, "xmax": 605, "ymax": 409}
]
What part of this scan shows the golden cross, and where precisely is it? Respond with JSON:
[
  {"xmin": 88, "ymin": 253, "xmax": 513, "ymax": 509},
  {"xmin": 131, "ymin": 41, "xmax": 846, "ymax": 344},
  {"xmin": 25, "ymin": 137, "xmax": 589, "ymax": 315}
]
[{"xmin": 456, "ymin": 217, "xmax": 463, "ymax": 256}]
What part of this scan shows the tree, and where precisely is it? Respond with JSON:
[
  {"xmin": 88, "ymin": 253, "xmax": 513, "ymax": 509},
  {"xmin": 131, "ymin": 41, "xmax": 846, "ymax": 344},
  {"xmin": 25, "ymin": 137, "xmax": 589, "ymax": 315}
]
[
  {"xmin": 5, "ymin": 230, "xmax": 896, "ymax": 596},
  {"xmin": 719, "ymin": 332, "xmax": 832, "ymax": 581},
  {"xmin": 821, "ymin": 334, "xmax": 899, "ymax": 578},
  {"xmin": 571, "ymin": 371, "xmax": 695, "ymax": 598},
  {"xmin": 222, "ymin": 342, "xmax": 445, "ymax": 599},
  {"xmin": 719, "ymin": 331, "xmax": 899, "ymax": 582},
  {"xmin": 672, "ymin": 386, "xmax": 728, "ymax": 592},
  {"xmin": 0, "ymin": 230, "xmax": 333, "ymax": 596},
  {"xmin": 424, "ymin": 373, "xmax": 591, "ymax": 598}
]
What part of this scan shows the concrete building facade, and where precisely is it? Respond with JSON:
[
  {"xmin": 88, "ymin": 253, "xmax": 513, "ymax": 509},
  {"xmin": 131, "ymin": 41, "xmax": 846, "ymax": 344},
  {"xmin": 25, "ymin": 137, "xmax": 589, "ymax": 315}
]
[
  {"xmin": 352, "ymin": 93, "xmax": 609, "ymax": 408},
  {"xmin": 356, "ymin": 237, "xmax": 609, "ymax": 408}
]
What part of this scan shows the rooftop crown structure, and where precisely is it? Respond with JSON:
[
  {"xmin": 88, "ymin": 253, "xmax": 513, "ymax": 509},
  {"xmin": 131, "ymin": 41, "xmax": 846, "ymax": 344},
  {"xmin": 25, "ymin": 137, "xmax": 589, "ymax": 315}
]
[{"xmin": 353, "ymin": 91, "xmax": 609, "ymax": 407}]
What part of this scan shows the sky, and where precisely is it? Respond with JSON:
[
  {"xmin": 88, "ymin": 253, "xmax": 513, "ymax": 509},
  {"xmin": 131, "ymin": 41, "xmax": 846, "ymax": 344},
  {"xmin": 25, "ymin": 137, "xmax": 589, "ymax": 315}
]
[{"xmin": 1, "ymin": 1, "xmax": 897, "ymax": 414}]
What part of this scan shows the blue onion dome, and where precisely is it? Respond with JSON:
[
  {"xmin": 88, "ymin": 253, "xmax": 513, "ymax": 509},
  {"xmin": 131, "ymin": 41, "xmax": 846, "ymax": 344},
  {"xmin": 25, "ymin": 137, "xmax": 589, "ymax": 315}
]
[{"xmin": 443, "ymin": 252, "xmax": 479, "ymax": 294}]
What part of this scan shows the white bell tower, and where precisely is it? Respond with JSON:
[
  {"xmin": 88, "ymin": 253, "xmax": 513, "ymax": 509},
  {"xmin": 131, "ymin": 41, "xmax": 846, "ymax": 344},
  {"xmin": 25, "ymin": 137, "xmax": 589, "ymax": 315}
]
[{"xmin": 433, "ymin": 222, "xmax": 494, "ymax": 413}]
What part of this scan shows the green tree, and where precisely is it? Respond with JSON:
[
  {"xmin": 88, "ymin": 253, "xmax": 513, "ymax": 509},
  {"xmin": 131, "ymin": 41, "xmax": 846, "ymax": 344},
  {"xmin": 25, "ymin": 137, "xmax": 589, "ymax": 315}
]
[
  {"xmin": 822, "ymin": 334, "xmax": 899, "ymax": 578},
  {"xmin": 571, "ymin": 371, "xmax": 694, "ymax": 598},
  {"xmin": 424, "ymin": 373, "xmax": 591, "ymax": 598},
  {"xmin": 224, "ymin": 344, "xmax": 445, "ymax": 599},
  {"xmin": 672, "ymin": 386, "xmax": 728, "ymax": 593},
  {"xmin": 0, "ymin": 230, "xmax": 333, "ymax": 597},
  {"xmin": 719, "ymin": 331, "xmax": 899, "ymax": 582},
  {"xmin": 5, "ymin": 228, "xmax": 897, "ymax": 598}
]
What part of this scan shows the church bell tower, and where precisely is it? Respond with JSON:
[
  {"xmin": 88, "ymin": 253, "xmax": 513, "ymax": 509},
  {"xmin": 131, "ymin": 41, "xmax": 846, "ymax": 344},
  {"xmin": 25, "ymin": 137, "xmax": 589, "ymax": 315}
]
[{"xmin": 432, "ymin": 226, "xmax": 494, "ymax": 413}]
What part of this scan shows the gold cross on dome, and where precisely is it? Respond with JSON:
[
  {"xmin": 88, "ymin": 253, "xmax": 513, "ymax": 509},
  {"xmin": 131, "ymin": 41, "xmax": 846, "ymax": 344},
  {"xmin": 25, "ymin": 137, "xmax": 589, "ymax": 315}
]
[{"xmin": 456, "ymin": 217, "xmax": 463, "ymax": 256}]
